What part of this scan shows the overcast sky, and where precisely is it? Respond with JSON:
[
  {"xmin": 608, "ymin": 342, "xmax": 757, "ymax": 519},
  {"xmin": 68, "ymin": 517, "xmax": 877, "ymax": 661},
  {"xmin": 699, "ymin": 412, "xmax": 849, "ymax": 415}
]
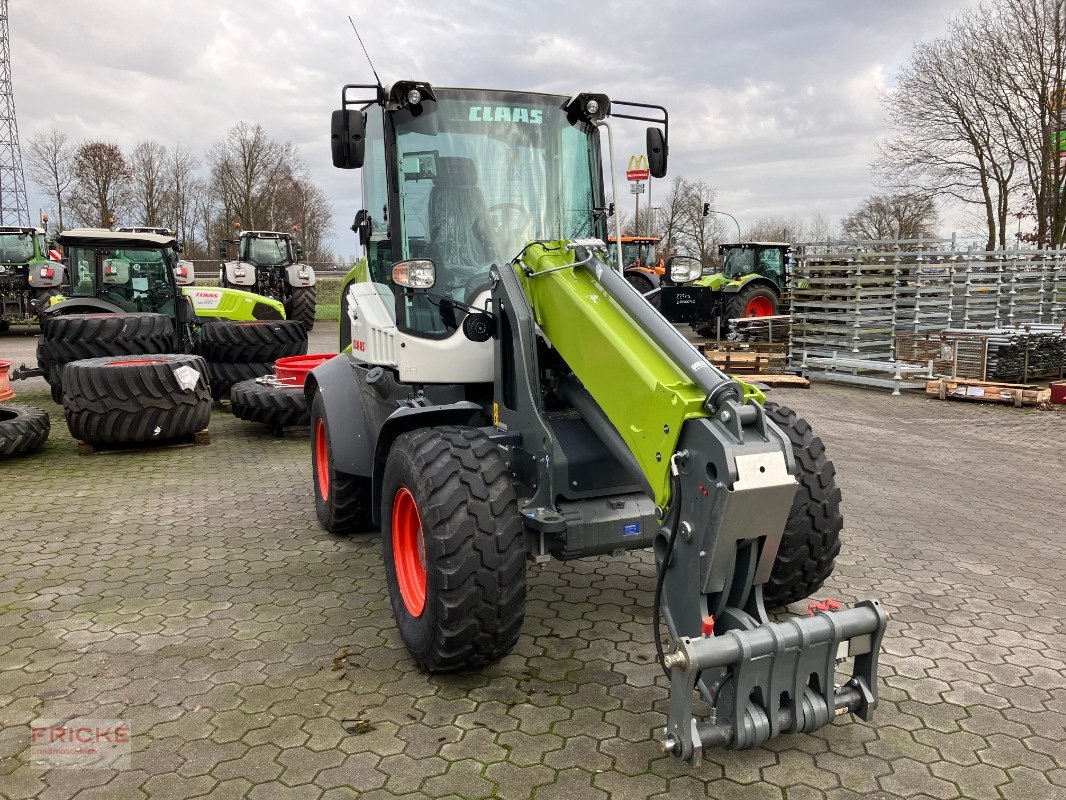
[{"xmin": 13, "ymin": 0, "xmax": 979, "ymax": 257}]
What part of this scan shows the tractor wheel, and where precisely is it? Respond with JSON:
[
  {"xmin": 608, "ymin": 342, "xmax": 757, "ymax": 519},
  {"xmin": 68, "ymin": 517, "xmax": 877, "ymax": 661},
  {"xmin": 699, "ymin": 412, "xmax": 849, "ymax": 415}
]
[
  {"xmin": 286, "ymin": 285, "xmax": 318, "ymax": 331},
  {"xmin": 36, "ymin": 341, "xmax": 65, "ymax": 404},
  {"xmin": 195, "ymin": 320, "xmax": 307, "ymax": 363},
  {"xmin": 724, "ymin": 284, "xmax": 778, "ymax": 321},
  {"xmin": 205, "ymin": 361, "xmax": 274, "ymax": 401},
  {"xmin": 625, "ymin": 272, "xmax": 661, "ymax": 310},
  {"xmin": 0, "ymin": 320, "xmax": 9, "ymax": 334},
  {"xmin": 230, "ymin": 378, "xmax": 309, "ymax": 429},
  {"xmin": 310, "ymin": 392, "xmax": 374, "ymax": 533},
  {"xmin": 0, "ymin": 405, "xmax": 49, "ymax": 457},
  {"xmin": 381, "ymin": 426, "xmax": 527, "ymax": 672},
  {"xmin": 761, "ymin": 402, "xmax": 842, "ymax": 608},
  {"xmin": 62, "ymin": 354, "xmax": 211, "ymax": 445},
  {"xmin": 41, "ymin": 312, "xmax": 173, "ymax": 363}
]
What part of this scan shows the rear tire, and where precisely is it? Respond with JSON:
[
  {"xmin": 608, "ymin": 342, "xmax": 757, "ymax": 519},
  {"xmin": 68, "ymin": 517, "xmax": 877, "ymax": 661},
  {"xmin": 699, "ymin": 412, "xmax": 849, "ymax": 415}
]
[
  {"xmin": 62, "ymin": 354, "xmax": 211, "ymax": 445},
  {"xmin": 762, "ymin": 402, "xmax": 842, "ymax": 608},
  {"xmin": 310, "ymin": 392, "xmax": 374, "ymax": 533},
  {"xmin": 195, "ymin": 320, "xmax": 307, "ymax": 363},
  {"xmin": 230, "ymin": 379, "xmax": 309, "ymax": 428},
  {"xmin": 286, "ymin": 285, "xmax": 317, "ymax": 331},
  {"xmin": 0, "ymin": 405, "xmax": 49, "ymax": 456},
  {"xmin": 381, "ymin": 426, "xmax": 526, "ymax": 672},
  {"xmin": 625, "ymin": 272, "xmax": 661, "ymax": 310},
  {"xmin": 723, "ymin": 284, "xmax": 778, "ymax": 322}
]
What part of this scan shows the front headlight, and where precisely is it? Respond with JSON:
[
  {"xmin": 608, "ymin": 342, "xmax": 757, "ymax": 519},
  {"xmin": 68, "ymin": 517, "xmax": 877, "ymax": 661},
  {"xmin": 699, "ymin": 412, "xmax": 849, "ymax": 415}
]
[
  {"xmin": 669, "ymin": 261, "xmax": 702, "ymax": 284},
  {"xmin": 392, "ymin": 259, "xmax": 435, "ymax": 289}
]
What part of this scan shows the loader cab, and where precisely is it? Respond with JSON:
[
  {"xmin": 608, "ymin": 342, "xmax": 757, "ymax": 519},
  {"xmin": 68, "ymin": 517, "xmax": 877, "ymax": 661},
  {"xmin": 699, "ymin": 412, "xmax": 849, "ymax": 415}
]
[
  {"xmin": 336, "ymin": 81, "xmax": 667, "ymax": 344},
  {"xmin": 720, "ymin": 242, "xmax": 789, "ymax": 290}
]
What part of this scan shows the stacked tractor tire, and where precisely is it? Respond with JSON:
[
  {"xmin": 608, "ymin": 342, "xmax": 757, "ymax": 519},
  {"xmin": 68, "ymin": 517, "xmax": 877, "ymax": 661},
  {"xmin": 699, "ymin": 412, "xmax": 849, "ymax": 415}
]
[
  {"xmin": 30, "ymin": 312, "xmax": 309, "ymax": 448},
  {"xmin": 195, "ymin": 320, "xmax": 308, "ymax": 401}
]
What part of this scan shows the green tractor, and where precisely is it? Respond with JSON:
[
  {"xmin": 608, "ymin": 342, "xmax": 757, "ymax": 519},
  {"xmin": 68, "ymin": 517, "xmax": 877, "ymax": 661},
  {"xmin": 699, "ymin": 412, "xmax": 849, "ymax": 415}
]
[
  {"xmin": 660, "ymin": 241, "xmax": 789, "ymax": 338},
  {"xmin": 10, "ymin": 228, "xmax": 294, "ymax": 402},
  {"xmin": 0, "ymin": 226, "xmax": 64, "ymax": 330},
  {"xmin": 309, "ymin": 79, "xmax": 886, "ymax": 763}
]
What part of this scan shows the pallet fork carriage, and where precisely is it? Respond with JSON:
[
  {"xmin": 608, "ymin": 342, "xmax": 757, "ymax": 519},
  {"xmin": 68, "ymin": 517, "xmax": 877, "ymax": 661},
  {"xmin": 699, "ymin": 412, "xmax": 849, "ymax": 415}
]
[{"xmin": 313, "ymin": 78, "xmax": 888, "ymax": 761}]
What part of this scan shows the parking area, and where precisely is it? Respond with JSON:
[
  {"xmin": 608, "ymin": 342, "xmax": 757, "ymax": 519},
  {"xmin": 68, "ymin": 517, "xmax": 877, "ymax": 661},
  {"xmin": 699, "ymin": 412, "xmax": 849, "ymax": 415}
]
[{"xmin": 0, "ymin": 323, "xmax": 1064, "ymax": 800}]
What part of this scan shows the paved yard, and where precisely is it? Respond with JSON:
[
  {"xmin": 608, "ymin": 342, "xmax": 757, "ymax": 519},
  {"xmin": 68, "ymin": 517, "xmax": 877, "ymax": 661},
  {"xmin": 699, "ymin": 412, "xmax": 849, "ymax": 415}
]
[{"xmin": 0, "ymin": 324, "xmax": 1064, "ymax": 799}]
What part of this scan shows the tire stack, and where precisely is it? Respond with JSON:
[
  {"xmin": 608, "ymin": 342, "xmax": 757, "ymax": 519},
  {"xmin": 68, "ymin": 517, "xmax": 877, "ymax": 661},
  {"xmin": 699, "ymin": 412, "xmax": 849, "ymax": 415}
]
[
  {"xmin": 38, "ymin": 313, "xmax": 173, "ymax": 404},
  {"xmin": 62, "ymin": 354, "xmax": 211, "ymax": 445},
  {"xmin": 230, "ymin": 379, "xmax": 310, "ymax": 431},
  {"xmin": 194, "ymin": 320, "xmax": 307, "ymax": 401}
]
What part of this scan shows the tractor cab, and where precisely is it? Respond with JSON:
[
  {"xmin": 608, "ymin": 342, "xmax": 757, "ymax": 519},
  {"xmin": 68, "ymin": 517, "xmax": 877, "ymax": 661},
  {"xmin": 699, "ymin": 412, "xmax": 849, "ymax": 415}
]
[
  {"xmin": 720, "ymin": 241, "xmax": 789, "ymax": 290},
  {"xmin": 0, "ymin": 226, "xmax": 61, "ymax": 328},
  {"xmin": 607, "ymin": 236, "xmax": 663, "ymax": 271},
  {"xmin": 54, "ymin": 229, "xmax": 185, "ymax": 318}
]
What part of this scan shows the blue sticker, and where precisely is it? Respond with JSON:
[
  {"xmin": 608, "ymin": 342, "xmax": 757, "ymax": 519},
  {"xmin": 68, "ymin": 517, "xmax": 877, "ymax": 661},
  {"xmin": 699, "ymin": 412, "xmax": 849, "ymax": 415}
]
[{"xmin": 622, "ymin": 523, "xmax": 640, "ymax": 537}]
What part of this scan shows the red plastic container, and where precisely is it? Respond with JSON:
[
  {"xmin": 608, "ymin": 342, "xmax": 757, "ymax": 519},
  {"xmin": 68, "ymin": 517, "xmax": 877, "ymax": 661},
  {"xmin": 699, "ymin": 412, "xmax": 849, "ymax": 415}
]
[
  {"xmin": 274, "ymin": 354, "xmax": 333, "ymax": 387},
  {"xmin": 1051, "ymin": 381, "xmax": 1066, "ymax": 405},
  {"xmin": 0, "ymin": 360, "xmax": 14, "ymax": 402}
]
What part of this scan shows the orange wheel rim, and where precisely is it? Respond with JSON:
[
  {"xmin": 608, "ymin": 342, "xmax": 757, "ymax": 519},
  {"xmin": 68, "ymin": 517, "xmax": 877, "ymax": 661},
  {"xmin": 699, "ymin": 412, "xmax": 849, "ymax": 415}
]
[
  {"xmin": 314, "ymin": 418, "xmax": 330, "ymax": 501},
  {"xmin": 392, "ymin": 487, "xmax": 427, "ymax": 617},
  {"xmin": 745, "ymin": 296, "xmax": 775, "ymax": 317}
]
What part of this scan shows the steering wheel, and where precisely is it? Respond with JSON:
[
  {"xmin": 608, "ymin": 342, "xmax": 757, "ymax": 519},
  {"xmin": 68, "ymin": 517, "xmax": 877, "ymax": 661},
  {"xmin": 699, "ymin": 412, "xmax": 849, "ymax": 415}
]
[{"xmin": 488, "ymin": 203, "xmax": 532, "ymax": 239}]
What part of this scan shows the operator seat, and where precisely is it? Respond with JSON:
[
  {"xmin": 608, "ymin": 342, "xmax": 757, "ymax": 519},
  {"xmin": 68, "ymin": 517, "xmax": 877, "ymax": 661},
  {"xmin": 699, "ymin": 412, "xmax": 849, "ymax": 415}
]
[{"xmin": 427, "ymin": 157, "xmax": 497, "ymax": 273}]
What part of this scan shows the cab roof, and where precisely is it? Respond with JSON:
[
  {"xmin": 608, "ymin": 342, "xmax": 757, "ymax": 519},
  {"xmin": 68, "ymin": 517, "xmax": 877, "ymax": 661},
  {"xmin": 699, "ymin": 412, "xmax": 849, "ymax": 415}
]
[
  {"xmin": 0, "ymin": 226, "xmax": 44, "ymax": 235},
  {"xmin": 57, "ymin": 228, "xmax": 178, "ymax": 249},
  {"xmin": 239, "ymin": 230, "xmax": 294, "ymax": 239}
]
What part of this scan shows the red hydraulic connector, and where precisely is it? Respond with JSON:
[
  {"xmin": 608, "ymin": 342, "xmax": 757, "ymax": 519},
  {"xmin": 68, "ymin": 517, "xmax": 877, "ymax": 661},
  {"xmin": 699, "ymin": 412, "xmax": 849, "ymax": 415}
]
[
  {"xmin": 807, "ymin": 598, "xmax": 842, "ymax": 616},
  {"xmin": 701, "ymin": 616, "xmax": 715, "ymax": 637}
]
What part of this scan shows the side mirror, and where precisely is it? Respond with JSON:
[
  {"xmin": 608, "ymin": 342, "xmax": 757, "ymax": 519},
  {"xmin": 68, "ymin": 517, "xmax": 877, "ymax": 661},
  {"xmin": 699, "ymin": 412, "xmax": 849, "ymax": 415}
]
[
  {"xmin": 331, "ymin": 109, "xmax": 366, "ymax": 169},
  {"xmin": 647, "ymin": 127, "xmax": 668, "ymax": 179},
  {"xmin": 666, "ymin": 256, "xmax": 701, "ymax": 284},
  {"xmin": 218, "ymin": 244, "xmax": 227, "ymax": 260},
  {"xmin": 351, "ymin": 209, "xmax": 373, "ymax": 247}
]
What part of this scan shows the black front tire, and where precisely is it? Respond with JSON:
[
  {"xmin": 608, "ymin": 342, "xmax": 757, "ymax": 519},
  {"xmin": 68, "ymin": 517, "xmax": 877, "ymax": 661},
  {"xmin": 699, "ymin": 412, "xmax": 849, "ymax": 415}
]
[
  {"xmin": 286, "ymin": 285, "xmax": 317, "ymax": 332},
  {"xmin": 310, "ymin": 392, "xmax": 374, "ymax": 533},
  {"xmin": 0, "ymin": 405, "xmax": 50, "ymax": 456},
  {"xmin": 381, "ymin": 426, "xmax": 527, "ymax": 673},
  {"xmin": 762, "ymin": 402, "xmax": 842, "ymax": 608}
]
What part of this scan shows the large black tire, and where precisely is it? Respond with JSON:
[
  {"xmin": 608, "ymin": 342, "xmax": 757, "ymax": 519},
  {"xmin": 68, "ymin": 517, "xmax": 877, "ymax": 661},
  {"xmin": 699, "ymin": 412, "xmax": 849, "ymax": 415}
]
[
  {"xmin": 62, "ymin": 354, "xmax": 211, "ymax": 445},
  {"xmin": 286, "ymin": 285, "xmax": 317, "ymax": 331},
  {"xmin": 36, "ymin": 341, "xmax": 65, "ymax": 404},
  {"xmin": 230, "ymin": 379, "xmax": 309, "ymax": 429},
  {"xmin": 205, "ymin": 361, "xmax": 274, "ymax": 401},
  {"xmin": 310, "ymin": 392, "xmax": 374, "ymax": 533},
  {"xmin": 762, "ymin": 402, "xmax": 842, "ymax": 608},
  {"xmin": 381, "ymin": 426, "xmax": 527, "ymax": 672},
  {"xmin": 41, "ymin": 313, "xmax": 173, "ymax": 363},
  {"xmin": 195, "ymin": 320, "xmax": 308, "ymax": 363},
  {"xmin": 0, "ymin": 405, "xmax": 49, "ymax": 456},
  {"xmin": 723, "ymin": 283, "xmax": 779, "ymax": 322}
]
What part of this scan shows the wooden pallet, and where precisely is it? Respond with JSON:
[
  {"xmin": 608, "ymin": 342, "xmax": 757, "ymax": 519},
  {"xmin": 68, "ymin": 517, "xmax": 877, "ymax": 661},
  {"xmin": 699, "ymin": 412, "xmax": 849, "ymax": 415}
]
[
  {"xmin": 77, "ymin": 429, "xmax": 210, "ymax": 455},
  {"xmin": 702, "ymin": 342, "xmax": 789, "ymax": 374},
  {"xmin": 739, "ymin": 373, "xmax": 810, "ymax": 389},
  {"xmin": 925, "ymin": 379, "xmax": 1051, "ymax": 407}
]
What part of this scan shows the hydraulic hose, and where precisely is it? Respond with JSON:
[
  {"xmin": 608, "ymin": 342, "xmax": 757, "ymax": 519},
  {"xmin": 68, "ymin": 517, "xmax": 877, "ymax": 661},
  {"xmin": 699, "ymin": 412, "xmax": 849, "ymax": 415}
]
[{"xmin": 653, "ymin": 469, "xmax": 683, "ymax": 678}]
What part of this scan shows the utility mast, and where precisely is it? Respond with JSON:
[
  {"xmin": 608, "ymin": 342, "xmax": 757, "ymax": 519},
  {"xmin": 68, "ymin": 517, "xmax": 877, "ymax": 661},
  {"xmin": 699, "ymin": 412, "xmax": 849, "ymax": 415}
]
[{"xmin": 0, "ymin": 0, "xmax": 29, "ymax": 225}]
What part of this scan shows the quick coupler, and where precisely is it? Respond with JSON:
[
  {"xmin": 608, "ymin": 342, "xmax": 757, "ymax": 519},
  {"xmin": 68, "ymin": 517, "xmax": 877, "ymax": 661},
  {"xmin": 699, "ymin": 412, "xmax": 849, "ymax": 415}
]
[{"xmin": 660, "ymin": 600, "xmax": 888, "ymax": 764}]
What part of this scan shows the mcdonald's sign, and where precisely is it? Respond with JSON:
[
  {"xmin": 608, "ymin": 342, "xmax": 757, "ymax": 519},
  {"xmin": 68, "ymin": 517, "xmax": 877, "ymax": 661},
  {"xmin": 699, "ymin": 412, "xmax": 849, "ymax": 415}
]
[{"xmin": 626, "ymin": 155, "xmax": 650, "ymax": 181}]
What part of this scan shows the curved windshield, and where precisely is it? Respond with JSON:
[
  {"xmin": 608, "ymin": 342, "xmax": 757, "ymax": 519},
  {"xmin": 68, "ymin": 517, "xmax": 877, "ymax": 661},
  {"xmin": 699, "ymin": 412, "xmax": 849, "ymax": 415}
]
[
  {"xmin": 723, "ymin": 248, "xmax": 756, "ymax": 278},
  {"xmin": 243, "ymin": 237, "xmax": 292, "ymax": 266},
  {"xmin": 390, "ymin": 89, "xmax": 600, "ymax": 335},
  {"xmin": 0, "ymin": 233, "xmax": 35, "ymax": 263}
]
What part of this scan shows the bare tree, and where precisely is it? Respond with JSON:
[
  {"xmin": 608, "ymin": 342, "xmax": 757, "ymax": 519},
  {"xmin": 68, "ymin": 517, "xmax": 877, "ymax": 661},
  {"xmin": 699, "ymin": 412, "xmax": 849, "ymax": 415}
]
[
  {"xmin": 209, "ymin": 122, "xmax": 297, "ymax": 230},
  {"xmin": 675, "ymin": 181, "xmax": 724, "ymax": 265},
  {"xmin": 163, "ymin": 145, "xmax": 202, "ymax": 252},
  {"xmin": 743, "ymin": 216, "xmax": 799, "ymax": 243},
  {"xmin": 69, "ymin": 141, "xmax": 133, "ymax": 228},
  {"xmin": 25, "ymin": 129, "xmax": 76, "ymax": 231},
  {"xmin": 840, "ymin": 193, "xmax": 940, "ymax": 240},
  {"xmin": 129, "ymin": 140, "xmax": 168, "ymax": 226}
]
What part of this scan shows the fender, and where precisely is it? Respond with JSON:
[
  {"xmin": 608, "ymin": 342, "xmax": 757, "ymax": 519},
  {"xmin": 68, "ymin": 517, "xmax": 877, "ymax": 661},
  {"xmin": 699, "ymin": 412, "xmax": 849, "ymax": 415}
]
[
  {"xmin": 285, "ymin": 263, "xmax": 317, "ymax": 288},
  {"xmin": 27, "ymin": 262, "xmax": 65, "ymax": 288},
  {"xmin": 43, "ymin": 296, "xmax": 125, "ymax": 316},
  {"xmin": 222, "ymin": 260, "xmax": 257, "ymax": 287},
  {"xmin": 721, "ymin": 275, "xmax": 780, "ymax": 296},
  {"xmin": 370, "ymin": 401, "xmax": 483, "ymax": 523}
]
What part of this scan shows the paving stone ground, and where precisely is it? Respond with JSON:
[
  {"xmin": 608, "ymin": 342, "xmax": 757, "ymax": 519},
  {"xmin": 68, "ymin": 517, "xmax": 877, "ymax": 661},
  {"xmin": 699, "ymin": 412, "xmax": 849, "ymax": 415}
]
[{"xmin": 0, "ymin": 323, "xmax": 1063, "ymax": 799}]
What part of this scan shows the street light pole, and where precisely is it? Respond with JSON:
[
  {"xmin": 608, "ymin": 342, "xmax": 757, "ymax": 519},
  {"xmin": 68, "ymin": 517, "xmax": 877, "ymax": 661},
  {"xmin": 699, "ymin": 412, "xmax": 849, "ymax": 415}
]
[{"xmin": 702, "ymin": 206, "xmax": 742, "ymax": 242}]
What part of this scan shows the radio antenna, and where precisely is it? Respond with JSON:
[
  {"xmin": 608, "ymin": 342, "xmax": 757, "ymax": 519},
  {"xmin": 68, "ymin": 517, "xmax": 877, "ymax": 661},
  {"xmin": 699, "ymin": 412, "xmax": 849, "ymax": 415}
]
[{"xmin": 348, "ymin": 16, "xmax": 382, "ymax": 90}]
